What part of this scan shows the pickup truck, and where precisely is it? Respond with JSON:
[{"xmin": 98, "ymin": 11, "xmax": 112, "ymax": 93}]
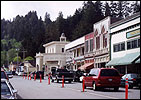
[{"xmin": 51, "ymin": 68, "xmax": 74, "ymax": 83}]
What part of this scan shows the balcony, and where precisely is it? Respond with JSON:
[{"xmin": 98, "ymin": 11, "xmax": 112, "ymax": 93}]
[{"xmin": 94, "ymin": 48, "xmax": 109, "ymax": 56}]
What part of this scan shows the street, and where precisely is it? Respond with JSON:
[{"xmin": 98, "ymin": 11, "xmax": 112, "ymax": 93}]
[{"xmin": 10, "ymin": 76, "xmax": 140, "ymax": 99}]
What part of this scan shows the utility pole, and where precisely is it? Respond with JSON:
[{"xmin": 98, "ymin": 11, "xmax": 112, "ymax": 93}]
[{"xmin": 21, "ymin": 48, "xmax": 27, "ymax": 62}]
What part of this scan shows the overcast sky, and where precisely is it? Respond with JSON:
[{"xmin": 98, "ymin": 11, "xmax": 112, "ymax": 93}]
[{"xmin": 1, "ymin": 1, "xmax": 84, "ymax": 21}]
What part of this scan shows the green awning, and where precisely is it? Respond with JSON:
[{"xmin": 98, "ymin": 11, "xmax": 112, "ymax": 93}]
[
  {"xmin": 106, "ymin": 52, "xmax": 140, "ymax": 66},
  {"xmin": 105, "ymin": 57, "xmax": 121, "ymax": 66},
  {"xmin": 118, "ymin": 52, "xmax": 140, "ymax": 65}
]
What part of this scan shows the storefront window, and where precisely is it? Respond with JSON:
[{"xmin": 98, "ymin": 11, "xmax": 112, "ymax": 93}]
[
  {"xmin": 127, "ymin": 38, "xmax": 140, "ymax": 50},
  {"xmin": 113, "ymin": 42, "xmax": 125, "ymax": 52}
]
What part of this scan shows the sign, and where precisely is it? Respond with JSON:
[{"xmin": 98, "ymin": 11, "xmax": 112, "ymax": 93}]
[{"xmin": 126, "ymin": 29, "xmax": 140, "ymax": 38}]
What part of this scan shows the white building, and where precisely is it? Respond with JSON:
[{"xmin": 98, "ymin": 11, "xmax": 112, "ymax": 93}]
[
  {"xmin": 35, "ymin": 33, "xmax": 70, "ymax": 74},
  {"xmin": 106, "ymin": 12, "xmax": 140, "ymax": 74},
  {"xmin": 65, "ymin": 36, "xmax": 85, "ymax": 71},
  {"xmin": 93, "ymin": 16, "xmax": 110, "ymax": 68}
]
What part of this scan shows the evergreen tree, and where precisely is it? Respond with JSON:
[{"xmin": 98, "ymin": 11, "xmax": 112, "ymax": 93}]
[
  {"xmin": 131, "ymin": 1, "xmax": 140, "ymax": 14},
  {"xmin": 104, "ymin": 2, "xmax": 111, "ymax": 17}
]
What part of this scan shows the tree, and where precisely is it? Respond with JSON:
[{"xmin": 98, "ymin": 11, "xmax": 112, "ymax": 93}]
[
  {"xmin": 24, "ymin": 56, "xmax": 34, "ymax": 61},
  {"xmin": 13, "ymin": 56, "xmax": 22, "ymax": 63},
  {"xmin": 104, "ymin": 2, "xmax": 111, "ymax": 17},
  {"xmin": 44, "ymin": 12, "xmax": 52, "ymax": 26},
  {"xmin": 117, "ymin": 1, "xmax": 131, "ymax": 18},
  {"xmin": 131, "ymin": 1, "xmax": 140, "ymax": 14}
]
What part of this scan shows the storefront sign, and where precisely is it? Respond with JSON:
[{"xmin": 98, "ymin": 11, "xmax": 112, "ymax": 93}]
[{"xmin": 126, "ymin": 29, "xmax": 140, "ymax": 38}]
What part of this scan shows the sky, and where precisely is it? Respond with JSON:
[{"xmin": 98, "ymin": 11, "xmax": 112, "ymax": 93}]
[{"xmin": 1, "ymin": 1, "xmax": 84, "ymax": 21}]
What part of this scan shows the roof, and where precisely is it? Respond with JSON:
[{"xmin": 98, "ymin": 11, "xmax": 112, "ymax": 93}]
[
  {"xmin": 110, "ymin": 12, "xmax": 140, "ymax": 29},
  {"xmin": 43, "ymin": 41, "xmax": 69, "ymax": 47}
]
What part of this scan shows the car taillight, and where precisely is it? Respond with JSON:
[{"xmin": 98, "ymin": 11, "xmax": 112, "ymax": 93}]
[{"xmin": 132, "ymin": 78, "xmax": 136, "ymax": 81}]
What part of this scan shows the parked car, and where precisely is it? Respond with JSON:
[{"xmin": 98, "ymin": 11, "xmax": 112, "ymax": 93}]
[
  {"xmin": 84, "ymin": 68, "xmax": 121, "ymax": 91},
  {"xmin": 18, "ymin": 71, "xmax": 24, "ymax": 76},
  {"xmin": 1, "ymin": 68, "xmax": 9, "ymax": 80},
  {"xmin": 51, "ymin": 68, "xmax": 74, "ymax": 83},
  {"xmin": 31, "ymin": 71, "xmax": 44, "ymax": 79},
  {"xmin": 5, "ymin": 71, "xmax": 13, "ymax": 78},
  {"xmin": 1, "ymin": 79, "xmax": 18, "ymax": 99},
  {"xmin": 73, "ymin": 70, "xmax": 84, "ymax": 82},
  {"xmin": 120, "ymin": 73, "xmax": 140, "ymax": 89}
]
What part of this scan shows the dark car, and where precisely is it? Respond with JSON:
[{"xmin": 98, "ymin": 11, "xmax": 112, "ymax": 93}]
[
  {"xmin": 1, "ymin": 79, "xmax": 18, "ymax": 99},
  {"xmin": 73, "ymin": 70, "xmax": 84, "ymax": 82},
  {"xmin": 31, "ymin": 71, "xmax": 44, "ymax": 79},
  {"xmin": 1, "ymin": 68, "xmax": 9, "ymax": 80},
  {"xmin": 51, "ymin": 68, "xmax": 74, "ymax": 83},
  {"xmin": 120, "ymin": 73, "xmax": 140, "ymax": 89},
  {"xmin": 84, "ymin": 68, "xmax": 121, "ymax": 91}
]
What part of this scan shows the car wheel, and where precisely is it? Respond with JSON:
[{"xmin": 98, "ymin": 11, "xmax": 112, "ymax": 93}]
[
  {"xmin": 93, "ymin": 82, "xmax": 98, "ymax": 91},
  {"xmin": 69, "ymin": 81, "xmax": 71, "ymax": 83},
  {"xmin": 114, "ymin": 87, "xmax": 119, "ymax": 91}
]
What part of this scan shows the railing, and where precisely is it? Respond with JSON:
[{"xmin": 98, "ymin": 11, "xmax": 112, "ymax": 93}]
[{"xmin": 94, "ymin": 48, "xmax": 109, "ymax": 56}]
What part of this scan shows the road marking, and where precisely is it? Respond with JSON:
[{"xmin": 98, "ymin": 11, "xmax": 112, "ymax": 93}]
[{"xmin": 65, "ymin": 87, "xmax": 119, "ymax": 99}]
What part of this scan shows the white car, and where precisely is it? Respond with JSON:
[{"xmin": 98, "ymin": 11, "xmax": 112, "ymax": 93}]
[{"xmin": 18, "ymin": 72, "xmax": 24, "ymax": 76}]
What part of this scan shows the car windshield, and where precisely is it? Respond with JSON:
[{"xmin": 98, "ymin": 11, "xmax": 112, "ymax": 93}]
[
  {"xmin": 1, "ymin": 71, "xmax": 7, "ymax": 79},
  {"xmin": 1, "ymin": 82, "xmax": 11, "ymax": 95},
  {"xmin": 100, "ymin": 69, "xmax": 120, "ymax": 76}
]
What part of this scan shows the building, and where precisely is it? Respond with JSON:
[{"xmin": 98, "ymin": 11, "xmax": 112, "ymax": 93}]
[
  {"xmin": 79, "ymin": 32, "xmax": 95, "ymax": 72},
  {"xmin": 106, "ymin": 12, "xmax": 140, "ymax": 74},
  {"xmin": 65, "ymin": 36, "xmax": 85, "ymax": 71},
  {"xmin": 93, "ymin": 16, "xmax": 111, "ymax": 68},
  {"xmin": 35, "ymin": 33, "xmax": 70, "ymax": 74}
]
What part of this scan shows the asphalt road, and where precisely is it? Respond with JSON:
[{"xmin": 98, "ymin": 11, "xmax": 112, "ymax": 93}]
[{"xmin": 9, "ymin": 76, "xmax": 140, "ymax": 99}]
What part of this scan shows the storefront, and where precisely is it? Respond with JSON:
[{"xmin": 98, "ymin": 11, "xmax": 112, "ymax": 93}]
[{"xmin": 106, "ymin": 12, "xmax": 140, "ymax": 74}]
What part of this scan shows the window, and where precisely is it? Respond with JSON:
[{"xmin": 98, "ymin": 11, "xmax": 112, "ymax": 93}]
[
  {"xmin": 127, "ymin": 38, "xmax": 140, "ymax": 50},
  {"xmin": 100, "ymin": 69, "xmax": 119, "ymax": 76},
  {"xmin": 90, "ymin": 39, "xmax": 93, "ymax": 52},
  {"xmin": 62, "ymin": 48, "xmax": 64, "ymax": 53},
  {"xmin": 82, "ymin": 47, "xmax": 84, "ymax": 55},
  {"xmin": 96, "ymin": 36, "xmax": 100, "ymax": 50},
  {"xmin": 103, "ymin": 34, "xmax": 107, "ymax": 48},
  {"xmin": 113, "ymin": 42, "xmax": 125, "ymax": 52},
  {"xmin": 85, "ymin": 41, "xmax": 89, "ymax": 53}
]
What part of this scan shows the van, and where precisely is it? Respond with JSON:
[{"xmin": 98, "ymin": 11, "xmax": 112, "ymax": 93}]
[{"xmin": 84, "ymin": 68, "xmax": 121, "ymax": 91}]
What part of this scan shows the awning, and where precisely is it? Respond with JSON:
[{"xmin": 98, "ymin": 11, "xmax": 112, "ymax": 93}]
[
  {"xmin": 106, "ymin": 52, "xmax": 140, "ymax": 66},
  {"xmin": 118, "ymin": 52, "xmax": 140, "ymax": 65},
  {"xmin": 105, "ymin": 57, "xmax": 121, "ymax": 66},
  {"xmin": 78, "ymin": 63, "xmax": 94, "ymax": 70}
]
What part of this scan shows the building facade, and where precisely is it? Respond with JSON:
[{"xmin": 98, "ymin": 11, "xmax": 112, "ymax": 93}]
[
  {"xmin": 35, "ymin": 33, "xmax": 70, "ymax": 74},
  {"xmin": 93, "ymin": 16, "xmax": 110, "ymax": 68},
  {"xmin": 65, "ymin": 36, "xmax": 85, "ymax": 71},
  {"xmin": 106, "ymin": 12, "xmax": 140, "ymax": 74}
]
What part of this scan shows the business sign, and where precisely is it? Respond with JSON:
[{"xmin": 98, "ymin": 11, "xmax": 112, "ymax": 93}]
[{"xmin": 126, "ymin": 29, "xmax": 140, "ymax": 38}]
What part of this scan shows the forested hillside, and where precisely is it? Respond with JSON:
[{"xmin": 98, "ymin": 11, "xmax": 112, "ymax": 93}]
[{"xmin": 1, "ymin": 1, "xmax": 140, "ymax": 66}]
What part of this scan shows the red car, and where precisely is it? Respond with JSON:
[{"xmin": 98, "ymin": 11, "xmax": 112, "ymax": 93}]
[{"xmin": 84, "ymin": 68, "xmax": 121, "ymax": 91}]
